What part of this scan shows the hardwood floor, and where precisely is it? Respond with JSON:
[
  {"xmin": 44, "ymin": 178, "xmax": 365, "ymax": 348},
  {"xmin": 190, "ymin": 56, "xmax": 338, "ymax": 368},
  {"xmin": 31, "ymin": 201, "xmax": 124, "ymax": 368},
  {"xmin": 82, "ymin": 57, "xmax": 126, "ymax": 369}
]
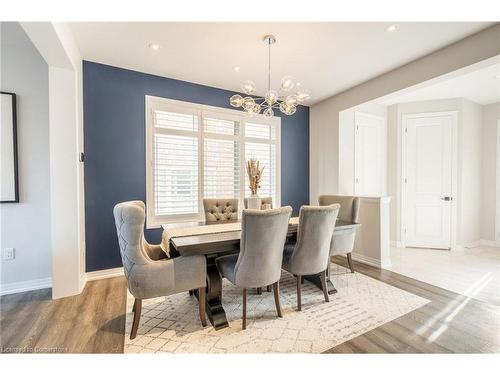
[
  {"xmin": 326, "ymin": 257, "xmax": 500, "ymax": 353},
  {"xmin": 1, "ymin": 258, "xmax": 498, "ymax": 353},
  {"xmin": 0, "ymin": 276, "xmax": 126, "ymax": 353}
]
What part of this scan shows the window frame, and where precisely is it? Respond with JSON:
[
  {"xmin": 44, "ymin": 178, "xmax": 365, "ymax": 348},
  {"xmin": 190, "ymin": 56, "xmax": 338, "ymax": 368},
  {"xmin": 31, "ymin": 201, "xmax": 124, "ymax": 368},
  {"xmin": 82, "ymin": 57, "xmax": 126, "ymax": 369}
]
[{"xmin": 145, "ymin": 95, "xmax": 281, "ymax": 228}]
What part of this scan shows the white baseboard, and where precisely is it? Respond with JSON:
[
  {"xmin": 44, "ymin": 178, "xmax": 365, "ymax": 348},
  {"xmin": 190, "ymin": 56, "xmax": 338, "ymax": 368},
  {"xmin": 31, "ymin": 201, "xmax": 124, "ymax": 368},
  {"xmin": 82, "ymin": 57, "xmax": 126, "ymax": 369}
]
[
  {"xmin": 85, "ymin": 267, "xmax": 124, "ymax": 282},
  {"xmin": 455, "ymin": 240, "xmax": 500, "ymax": 249},
  {"xmin": 479, "ymin": 239, "xmax": 500, "ymax": 248},
  {"xmin": 0, "ymin": 277, "xmax": 52, "ymax": 296},
  {"xmin": 390, "ymin": 241, "xmax": 404, "ymax": 248},
  {"xmin": 351, "ymin": 253, "xmax": 381, "ymax": 269},
  {"xmin": 0, "ymin": 267, "xmax": 124, "ymax": 297}
]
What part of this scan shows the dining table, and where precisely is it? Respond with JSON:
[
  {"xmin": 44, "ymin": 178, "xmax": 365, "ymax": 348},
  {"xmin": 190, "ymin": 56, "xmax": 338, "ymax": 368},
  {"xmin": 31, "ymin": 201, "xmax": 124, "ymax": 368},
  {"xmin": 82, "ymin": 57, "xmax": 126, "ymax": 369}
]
[{"xmin": 162, "ymin": 217, "xmax": 361, "ymax": 330}]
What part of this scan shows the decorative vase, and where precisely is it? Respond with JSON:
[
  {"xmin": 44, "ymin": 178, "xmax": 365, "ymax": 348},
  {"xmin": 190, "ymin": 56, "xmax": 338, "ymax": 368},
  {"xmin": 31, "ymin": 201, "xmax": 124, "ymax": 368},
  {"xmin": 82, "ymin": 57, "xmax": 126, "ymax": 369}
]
[{"xmin": 247, "ymin": 194, "xmax": 262, "ymax": 210}]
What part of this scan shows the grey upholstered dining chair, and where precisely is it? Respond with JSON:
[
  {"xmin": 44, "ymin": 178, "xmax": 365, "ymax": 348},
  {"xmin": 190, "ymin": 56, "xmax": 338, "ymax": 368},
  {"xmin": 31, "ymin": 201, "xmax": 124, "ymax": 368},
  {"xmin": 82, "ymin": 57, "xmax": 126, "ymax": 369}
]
[
  {"xmin": 243, "ymin": 196, "xmax": 273, "ymax": 210},
  {"xmin": 113, "ymin": 201, "xmax": 207, "ymax": 339},
  {"xmin": 282, "ymin": 204, "xmax": 340, "ymax": 311},
  {"xmin": 215, "ymin": 206, "xmax": 292, "ymax": 329},
  {"xmin": 203, "ymin": 198, "xmax": 238, "ymax": 222},
  {"xmin": 318, "ymin": 195, "xmax": 360, "ymax": 273}
]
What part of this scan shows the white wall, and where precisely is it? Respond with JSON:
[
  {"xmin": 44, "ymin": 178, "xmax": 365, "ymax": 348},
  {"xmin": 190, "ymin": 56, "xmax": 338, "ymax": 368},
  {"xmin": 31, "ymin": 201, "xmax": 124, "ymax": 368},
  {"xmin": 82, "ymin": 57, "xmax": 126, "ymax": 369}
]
[
  {"xmin": 310, "ymin": 24, "xmax": 500, "ymax": 204},
  {"xmin": 0, "ymin": 22, "xmax": 52, "ymax": 293},
  {"xmin": 338, "ymin": 102, "xmax": 387, "ymax": 196},
  {"xmin": 481, "ymin": 102, "xmax": 500, "ymax": 242},
  {"xmin": 386, "ymin": 98, "xmax": 483, "ymax": 246}
]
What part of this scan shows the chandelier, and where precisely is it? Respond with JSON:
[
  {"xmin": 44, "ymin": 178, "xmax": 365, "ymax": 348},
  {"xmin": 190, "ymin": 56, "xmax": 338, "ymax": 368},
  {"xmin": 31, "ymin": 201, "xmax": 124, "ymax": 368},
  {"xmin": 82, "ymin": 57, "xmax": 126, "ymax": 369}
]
[{"xmin": 229, "ymin": 35, "xmax": 310, "ymax": 118}]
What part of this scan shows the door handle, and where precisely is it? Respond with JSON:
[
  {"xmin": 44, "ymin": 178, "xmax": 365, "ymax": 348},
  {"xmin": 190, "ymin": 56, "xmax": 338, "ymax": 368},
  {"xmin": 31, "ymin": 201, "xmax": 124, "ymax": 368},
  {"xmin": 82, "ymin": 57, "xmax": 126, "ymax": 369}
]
[{"xmin": 441, "ymin": 196, "xmax": 452, "ymax": 201}]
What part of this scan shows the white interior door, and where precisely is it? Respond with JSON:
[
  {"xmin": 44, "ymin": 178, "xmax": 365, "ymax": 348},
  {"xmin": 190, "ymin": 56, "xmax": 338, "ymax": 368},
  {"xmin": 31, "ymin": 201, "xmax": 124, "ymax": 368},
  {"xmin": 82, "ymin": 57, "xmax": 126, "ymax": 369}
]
[
  {"xmin": 404, "ymin": 113, "xmax": 453, "ymax": 249},
  {"xmin": 354, "ymin": 112, "xmax": 385, "ymax": 197}
]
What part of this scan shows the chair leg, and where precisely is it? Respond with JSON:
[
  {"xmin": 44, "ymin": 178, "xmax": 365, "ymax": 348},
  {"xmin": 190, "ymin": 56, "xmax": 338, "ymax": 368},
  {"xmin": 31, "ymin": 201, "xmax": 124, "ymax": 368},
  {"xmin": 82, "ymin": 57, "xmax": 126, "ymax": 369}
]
[
  {"xmin": 296, "ymin": 276, "xmax": 302, "ymax": 311},
  {"xmin": 256, "ymin": 287, "xmax": 262, "ymax": 295},
  {"xmin": 320, "ymin": 270, "xmax": 330, "ymax": 303},
  {"xmin": 198, "ymin": 287, "xmax": 207, "ymax": 327},
  {"xmin": 266, "ymin": 285, "xmax": 271, "ymax": 292},
  {"xmin": 130, "ymin": 298, "xmax": 142, "ymax": 340},
  {"xmin": 242, "ymin": 288, "xmax": 247, "ymax": 330},
  {"xmin": 347, "ymin": 253, "xmax": 355, "ymax": 273},
  {"xmin": 273, "ymin": 281, "xmax": 283, "ymax": 318}
]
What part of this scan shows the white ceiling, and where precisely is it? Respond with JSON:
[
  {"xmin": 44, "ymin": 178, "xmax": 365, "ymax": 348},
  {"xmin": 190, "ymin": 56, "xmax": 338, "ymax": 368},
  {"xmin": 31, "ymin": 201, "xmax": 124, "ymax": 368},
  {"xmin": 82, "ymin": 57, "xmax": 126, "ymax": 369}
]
[
  {"xmin": 380, "ymin": 61, "xmax": 500, "ymax": 106},
  {"xmin": 69, "ymin": 22, "xmax": 493, "ymax": 104}
]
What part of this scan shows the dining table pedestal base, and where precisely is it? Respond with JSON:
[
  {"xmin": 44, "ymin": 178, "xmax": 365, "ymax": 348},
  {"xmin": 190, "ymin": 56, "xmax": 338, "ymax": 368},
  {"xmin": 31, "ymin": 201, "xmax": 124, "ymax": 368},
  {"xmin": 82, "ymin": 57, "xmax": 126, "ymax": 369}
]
[
  {"xmin": 192, "ymin": 254, "xmax": 230, "ymax": 330},
  {"xmin": 303, "ymin": 274, "xmax": 338, "ymax": 295}
]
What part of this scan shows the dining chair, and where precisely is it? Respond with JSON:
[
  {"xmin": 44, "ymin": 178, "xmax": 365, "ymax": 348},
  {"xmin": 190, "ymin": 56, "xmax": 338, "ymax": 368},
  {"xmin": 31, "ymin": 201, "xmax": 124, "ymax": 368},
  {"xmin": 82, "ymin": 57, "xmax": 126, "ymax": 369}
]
[
  {"xmin": 243, "ymin": 196, "xmax": 273, "ymax": 210},
  {"xmin": 113, "ymin": 200, "xmax": 207, "ymax": 339},
  {"xmin": 215, "ymin": 206, "xmax": 292, "ymax": 329},
  {"xmin": 282, "ymin": 204, "xmax": 340, "ymax": 311},
  {"xmin": 203, "ymin": 198, "xmax": 238, "ymax": 222},
  {"xmin": 318, "ymin": 195, "xmax": 360, "ymax": 273}
]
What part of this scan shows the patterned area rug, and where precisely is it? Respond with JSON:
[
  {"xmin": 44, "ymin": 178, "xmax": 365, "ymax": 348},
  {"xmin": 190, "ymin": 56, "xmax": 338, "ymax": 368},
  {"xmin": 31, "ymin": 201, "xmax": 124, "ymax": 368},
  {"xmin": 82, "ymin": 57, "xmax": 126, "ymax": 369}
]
[{"xmin": 124, "ymin": 264, "xmax": 429, "ymax": 353}]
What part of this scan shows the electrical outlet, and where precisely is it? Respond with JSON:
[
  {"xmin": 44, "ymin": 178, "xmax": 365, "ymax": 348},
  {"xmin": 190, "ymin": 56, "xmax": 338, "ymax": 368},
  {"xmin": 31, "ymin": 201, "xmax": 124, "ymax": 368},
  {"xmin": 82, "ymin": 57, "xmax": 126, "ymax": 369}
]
[{"xmin": 3, "ymin": 248, "xmax": 15, "ymax": 261}]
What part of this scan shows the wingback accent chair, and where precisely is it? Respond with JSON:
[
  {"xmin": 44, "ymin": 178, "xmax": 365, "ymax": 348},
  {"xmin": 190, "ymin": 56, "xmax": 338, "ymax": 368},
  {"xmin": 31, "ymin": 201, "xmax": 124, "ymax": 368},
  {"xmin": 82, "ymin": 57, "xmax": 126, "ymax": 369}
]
[
  {"xmin": 203, "ymin": 198, "xmax": 238, "ymax": 222},
  {"xmin": 113, "ymin": 201, "xmax": 207, "ymax": 339},
  {"xmin": 318, "ymin": 195, "xmax": 360, "ymax": 273},
  {"xmin": 243, "ymin": 197, "xmax": 273, "ymax": 210},
  {"xmin": 215, "ymin": 206, "xmax": 292, "ymax": 329},
  {"xmin": 282, "ymin": 204, "xmax": 340, "ymax": 310}
]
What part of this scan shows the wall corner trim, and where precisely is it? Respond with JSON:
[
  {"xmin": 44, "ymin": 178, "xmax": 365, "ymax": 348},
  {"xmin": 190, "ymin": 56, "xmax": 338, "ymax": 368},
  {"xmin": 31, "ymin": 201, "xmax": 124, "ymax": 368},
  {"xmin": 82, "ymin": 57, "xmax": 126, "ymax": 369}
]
[{"xmin": 85, "ymin": 267, "xmax": 124, "ymax": 282}]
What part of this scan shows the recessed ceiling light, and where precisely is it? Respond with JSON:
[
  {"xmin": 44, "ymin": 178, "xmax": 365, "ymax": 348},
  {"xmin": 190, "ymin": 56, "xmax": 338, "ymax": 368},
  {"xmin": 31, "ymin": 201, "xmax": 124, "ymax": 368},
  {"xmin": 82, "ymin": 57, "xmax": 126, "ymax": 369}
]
[
  {"xmin": 148, "ymin": 43, "xmax": 161, "ymax": 51},
  {"xmin": 385, "ymin": 24, "xmax": 398, "ymax": 33},
  {"xmin": 233, "ymin": 66, "xmax": 240, "ymax": 72},
  {"xmin": 296, "ymin": 82, "xmax": 301, "ymax": 87}
]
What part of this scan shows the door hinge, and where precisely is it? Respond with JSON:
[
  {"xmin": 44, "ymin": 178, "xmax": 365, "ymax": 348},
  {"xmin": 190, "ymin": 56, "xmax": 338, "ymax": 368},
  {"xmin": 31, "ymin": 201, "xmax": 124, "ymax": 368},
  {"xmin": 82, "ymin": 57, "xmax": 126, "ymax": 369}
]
[
  {"xmin": 79, "ymin": 152, "xmax": 85, "ymax": 163},
  {"xmin": 404, "ymin": 177, "xmax": 407, "ymax": 183},
  {"xmin": 405, "ymin": 127, "xmax": 408, "ymax": 133}
]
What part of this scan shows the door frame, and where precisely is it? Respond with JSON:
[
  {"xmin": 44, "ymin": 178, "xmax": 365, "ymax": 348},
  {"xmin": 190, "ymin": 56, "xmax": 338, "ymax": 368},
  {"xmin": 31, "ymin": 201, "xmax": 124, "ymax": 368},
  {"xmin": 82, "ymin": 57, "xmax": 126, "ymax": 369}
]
[
  {"xmin": 354, "ymin": 111, "xmax": 387, "ymax": 197},
  {"xmin": 400, "ymin": 111, "xmax": 458, "ymax": 250}
]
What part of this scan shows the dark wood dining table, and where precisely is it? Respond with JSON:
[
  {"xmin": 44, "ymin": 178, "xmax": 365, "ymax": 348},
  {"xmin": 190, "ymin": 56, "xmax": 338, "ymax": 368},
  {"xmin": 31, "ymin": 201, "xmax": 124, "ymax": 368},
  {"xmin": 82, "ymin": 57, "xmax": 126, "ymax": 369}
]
[{"xmin": 163, "ymin": 218, "xmax": 361, "ymax": 330}]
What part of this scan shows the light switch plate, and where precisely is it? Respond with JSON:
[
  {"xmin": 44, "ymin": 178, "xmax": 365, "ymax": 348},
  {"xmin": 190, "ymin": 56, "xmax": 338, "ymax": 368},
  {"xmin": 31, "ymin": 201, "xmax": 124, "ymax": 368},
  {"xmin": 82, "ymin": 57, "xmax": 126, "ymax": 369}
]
[{"xmin": 3, "ymin": 248, "xmax": 15, "ymax": 260}]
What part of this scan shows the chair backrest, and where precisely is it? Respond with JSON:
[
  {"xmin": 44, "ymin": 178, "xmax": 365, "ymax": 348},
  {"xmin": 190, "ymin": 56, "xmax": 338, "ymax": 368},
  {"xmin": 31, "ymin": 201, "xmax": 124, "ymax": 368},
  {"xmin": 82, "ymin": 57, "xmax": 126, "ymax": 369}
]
[
  {"xmin": 288, "ymin": 204, "xmax": 340, "ymax": 275},
  {"xmin": 318, "ymin": 195, "xmax": 360, "ymax": 223},
  {"xmin": 234, "ymin": 206, "xmax": 292, "ymax": 287},
  {"xmin": 113, "ymin": 201, "xmax": 151, "ymax": 281},
  {"xmin": 243, "ymin": 197, "xmax": 273, "ymax": 210},
  {"xmin": 203, "ymin": 198, "xmax": 238, "ymax": 222}
]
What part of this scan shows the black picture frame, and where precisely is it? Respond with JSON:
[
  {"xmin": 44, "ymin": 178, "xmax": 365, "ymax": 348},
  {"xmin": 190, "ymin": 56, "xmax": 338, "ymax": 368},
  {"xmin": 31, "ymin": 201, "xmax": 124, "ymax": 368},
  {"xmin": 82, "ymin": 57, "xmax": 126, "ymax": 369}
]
[{"xmin": 1, "ymin": 91, "xmax": 19, "ymax": 203}]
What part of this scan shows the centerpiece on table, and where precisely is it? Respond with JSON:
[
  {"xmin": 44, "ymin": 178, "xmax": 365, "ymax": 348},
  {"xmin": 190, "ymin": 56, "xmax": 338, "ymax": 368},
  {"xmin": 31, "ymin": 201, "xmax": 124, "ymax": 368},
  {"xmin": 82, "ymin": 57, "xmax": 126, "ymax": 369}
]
[{"xmin": 246, "ymin": 159, "xmax": 264, "ymax": 209}]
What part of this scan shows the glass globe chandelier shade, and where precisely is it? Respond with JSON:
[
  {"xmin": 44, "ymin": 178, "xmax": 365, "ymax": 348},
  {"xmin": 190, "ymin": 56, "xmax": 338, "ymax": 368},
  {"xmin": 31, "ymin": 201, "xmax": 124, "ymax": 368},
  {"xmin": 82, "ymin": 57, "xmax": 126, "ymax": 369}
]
[
  {"xmin": 241, "ymin": 80, "xmax": 256, "ymax": 95},
  {"xmin": 230, "ymin": 94, "xmax": 244, "ymax": 107},
  {"xmin": 280, "ymin": 76, "xmax": 295, "ymax": 92},
  {"xmin": 263, "ymin": 107, "xmax": 274, "ymax": 118},
  {"xmin": 242, "ymin": 97, "xmax": 256, "ymax": 111},
  {"xmin": 265, "ymin": 90, "xmax": 278, "ymax": 105},
  {"xmin": 296, "ymin": 89, "xmax": 311, "ymax": 103},
  {"xmin": 285, "ymin": 95, "xmax": 298, "ymax": 107},
  {"xmin": 228, "ymin": 34, "xmax": 310, "ymax": 118}
]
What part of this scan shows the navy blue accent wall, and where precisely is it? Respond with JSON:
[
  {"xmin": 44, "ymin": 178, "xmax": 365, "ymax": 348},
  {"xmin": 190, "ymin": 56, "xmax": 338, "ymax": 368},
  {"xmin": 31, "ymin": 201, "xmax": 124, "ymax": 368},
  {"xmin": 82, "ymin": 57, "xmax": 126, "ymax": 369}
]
[{"xmin": 83, "ymin": 61, "xmax": 309, "ymax": 272}]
